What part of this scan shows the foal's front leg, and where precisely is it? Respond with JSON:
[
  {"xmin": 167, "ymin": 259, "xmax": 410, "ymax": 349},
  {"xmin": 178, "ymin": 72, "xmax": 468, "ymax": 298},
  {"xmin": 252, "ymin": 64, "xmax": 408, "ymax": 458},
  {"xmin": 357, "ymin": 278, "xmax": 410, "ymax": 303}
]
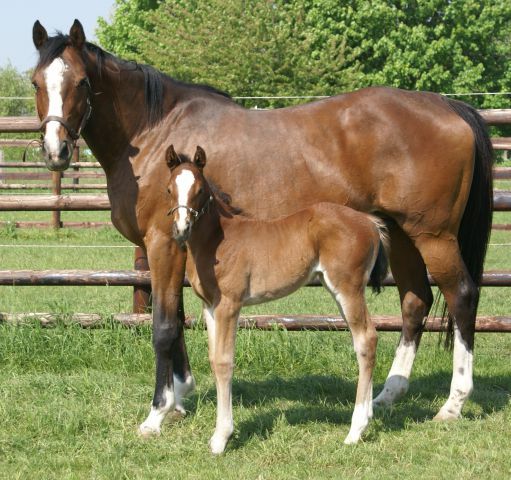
[
  {"xmin": 206, "ymin": 298, "xmax": 240, "ymax": 454},
  {"xmin": 139, "ymin": 234, "xmax": 195, "ymax": 437}
]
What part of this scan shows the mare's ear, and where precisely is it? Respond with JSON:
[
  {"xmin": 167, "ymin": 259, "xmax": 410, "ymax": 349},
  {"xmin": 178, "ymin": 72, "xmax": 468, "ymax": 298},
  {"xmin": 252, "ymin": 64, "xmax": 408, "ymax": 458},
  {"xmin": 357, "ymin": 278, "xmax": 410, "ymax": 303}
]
[
  {"xmin": 193, "ymin": 146, "xmax": 207, "ymax": 170},
  {"xmin": 33, "ymin": 20, "xmax": 48, "ymax": 51},
  {"xmin": 165, "ymin": 144, "xmax": 181, "ymax": 170},
  {"xmin": 69, "ymin": 19, "xmax": 86, "ymax": 50}
]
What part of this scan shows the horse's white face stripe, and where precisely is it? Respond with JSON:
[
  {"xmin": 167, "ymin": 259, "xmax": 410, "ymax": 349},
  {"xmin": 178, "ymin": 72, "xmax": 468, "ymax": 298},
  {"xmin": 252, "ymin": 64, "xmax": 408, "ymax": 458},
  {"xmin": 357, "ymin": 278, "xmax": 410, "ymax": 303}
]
[
  {"xmin": 175, "ymin": 169, "xmax": 196, "ymax": 232},
  {"xmin": 43, "ymin": 58, "xmax": 68, "ymax": 156}
]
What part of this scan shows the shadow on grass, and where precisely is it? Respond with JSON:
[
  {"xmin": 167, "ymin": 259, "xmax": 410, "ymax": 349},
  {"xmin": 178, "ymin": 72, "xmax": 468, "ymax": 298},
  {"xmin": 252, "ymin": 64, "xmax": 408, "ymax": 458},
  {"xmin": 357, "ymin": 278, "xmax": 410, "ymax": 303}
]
[{"xmin": 185, "ymin": 371, "xmax": 510, "ymax": 449}]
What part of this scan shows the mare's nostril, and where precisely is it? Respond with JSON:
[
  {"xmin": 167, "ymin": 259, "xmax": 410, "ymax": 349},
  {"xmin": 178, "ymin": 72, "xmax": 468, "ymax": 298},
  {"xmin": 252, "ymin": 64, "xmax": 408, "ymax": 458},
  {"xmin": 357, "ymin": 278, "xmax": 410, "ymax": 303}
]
[{"xmin": 59, "ymin": 141, "xmax": 70, "ymax": 160}]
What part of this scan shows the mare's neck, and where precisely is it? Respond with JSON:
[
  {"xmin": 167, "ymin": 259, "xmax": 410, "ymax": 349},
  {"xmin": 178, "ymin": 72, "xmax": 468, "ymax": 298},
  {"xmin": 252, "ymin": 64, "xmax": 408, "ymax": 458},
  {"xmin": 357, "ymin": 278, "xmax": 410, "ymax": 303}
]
[{"xmin": 79, "ymin": 49, "xmax": 176, "ymax": 174}]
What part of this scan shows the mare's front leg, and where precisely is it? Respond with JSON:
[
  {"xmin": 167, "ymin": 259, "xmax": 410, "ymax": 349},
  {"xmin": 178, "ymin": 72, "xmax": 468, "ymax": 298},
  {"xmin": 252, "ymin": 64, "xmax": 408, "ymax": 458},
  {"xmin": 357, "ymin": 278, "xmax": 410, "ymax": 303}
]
[
  {"xmin": 205, "ymin": 298, "xmax": 240, "ymax": 454},
  {"xmin": 139, "ymin": 232, "xmax": 195, "ymax": 437}
]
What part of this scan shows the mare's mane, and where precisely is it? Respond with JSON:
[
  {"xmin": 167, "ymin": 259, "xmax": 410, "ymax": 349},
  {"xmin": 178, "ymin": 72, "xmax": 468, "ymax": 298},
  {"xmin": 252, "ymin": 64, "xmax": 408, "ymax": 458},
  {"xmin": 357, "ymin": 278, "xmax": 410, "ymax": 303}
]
[{"xmin": 35, "ymin": 32, "xmax": 232, "ymax": 128}]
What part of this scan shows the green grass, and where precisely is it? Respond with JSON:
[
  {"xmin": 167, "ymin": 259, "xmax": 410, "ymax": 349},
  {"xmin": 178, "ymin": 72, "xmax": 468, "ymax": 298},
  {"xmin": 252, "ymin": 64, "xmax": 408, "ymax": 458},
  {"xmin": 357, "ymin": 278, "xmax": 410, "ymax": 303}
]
[{"xmin": 0, "ymin": 218, "xmax": 510, "ymax": 478}]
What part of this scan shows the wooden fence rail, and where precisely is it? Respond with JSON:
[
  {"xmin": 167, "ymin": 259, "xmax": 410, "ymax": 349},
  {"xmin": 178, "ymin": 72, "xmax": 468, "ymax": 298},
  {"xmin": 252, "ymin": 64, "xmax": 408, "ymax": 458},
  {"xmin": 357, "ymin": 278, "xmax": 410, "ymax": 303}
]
[{"xmin": 0, "ymin": 111, "xmax": 510, "ymax": 330}]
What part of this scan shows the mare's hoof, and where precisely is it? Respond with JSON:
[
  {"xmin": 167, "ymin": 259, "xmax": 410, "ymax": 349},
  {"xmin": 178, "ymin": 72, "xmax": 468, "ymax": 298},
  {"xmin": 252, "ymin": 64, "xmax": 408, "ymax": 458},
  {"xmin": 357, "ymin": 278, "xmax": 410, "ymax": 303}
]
[{"xmin": 138, "ymin": 424, "xmax": 161, "ymax": 438}]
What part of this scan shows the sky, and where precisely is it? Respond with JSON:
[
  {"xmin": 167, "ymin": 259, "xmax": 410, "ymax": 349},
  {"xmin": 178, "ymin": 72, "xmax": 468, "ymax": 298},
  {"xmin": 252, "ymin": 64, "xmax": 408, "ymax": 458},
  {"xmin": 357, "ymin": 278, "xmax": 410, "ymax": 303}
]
[{"xmin": 0, "ymin": 1, "xmax": 115, "ymax": 73}]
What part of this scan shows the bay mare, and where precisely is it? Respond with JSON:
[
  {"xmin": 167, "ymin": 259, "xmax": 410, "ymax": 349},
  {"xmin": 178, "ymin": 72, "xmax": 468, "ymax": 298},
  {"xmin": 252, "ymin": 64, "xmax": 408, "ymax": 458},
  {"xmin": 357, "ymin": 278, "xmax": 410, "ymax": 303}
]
[
  {"xmin": 31, "ymin": 20, "xmax": 493, "ymax": 437},
  {"xmin": 165, "ymin": 145, "xmax": 389, "ymax": 453}
]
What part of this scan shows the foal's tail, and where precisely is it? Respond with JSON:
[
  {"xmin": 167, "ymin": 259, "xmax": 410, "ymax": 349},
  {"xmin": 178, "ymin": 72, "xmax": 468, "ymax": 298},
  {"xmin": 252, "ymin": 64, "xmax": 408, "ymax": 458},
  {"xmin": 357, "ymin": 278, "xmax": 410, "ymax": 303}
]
[{"xmin": 369, "ymin": 217, "xmax": 390, "ymax": 294}]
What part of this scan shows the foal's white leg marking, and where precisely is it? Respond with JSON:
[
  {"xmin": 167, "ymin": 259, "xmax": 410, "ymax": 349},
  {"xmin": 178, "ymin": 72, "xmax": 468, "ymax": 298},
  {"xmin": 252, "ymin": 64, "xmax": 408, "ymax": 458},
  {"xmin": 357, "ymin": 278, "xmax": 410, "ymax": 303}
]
[
  {"xmin": 318, "ymin": 265, "xmax": 374, "ymax": 444},
  {"xmin": 139, "ymin": 385, "xmax": 176, "ymax": 437},
  {"xmin": 434, "ymin": 325, "xmax": 473, "ymax": 420},
  {"xmin": 373, "ymin": 337, "xmax": 417, "ymax": 407},
  {"xmin": 174, "ymin": 169, "xmax": 196, "ymax": 233},
  {"xmin": 43, "ymin": 58, "xmax": 68, "ymax": 157}
]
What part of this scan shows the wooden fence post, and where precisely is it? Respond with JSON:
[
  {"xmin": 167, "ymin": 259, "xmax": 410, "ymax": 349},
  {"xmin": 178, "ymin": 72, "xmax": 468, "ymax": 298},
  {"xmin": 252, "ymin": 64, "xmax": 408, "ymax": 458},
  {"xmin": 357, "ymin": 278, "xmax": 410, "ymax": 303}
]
[
  {"xmin": 73, "ymin": 146, "xmax": 80, "ymax": 186},
  {"xmin": 133, "ymin": 246, "xmax": 151, "ymax": 313},
  {"xmin": 51, "ymin": 171, "xmax": 62, "ymax": 228}
]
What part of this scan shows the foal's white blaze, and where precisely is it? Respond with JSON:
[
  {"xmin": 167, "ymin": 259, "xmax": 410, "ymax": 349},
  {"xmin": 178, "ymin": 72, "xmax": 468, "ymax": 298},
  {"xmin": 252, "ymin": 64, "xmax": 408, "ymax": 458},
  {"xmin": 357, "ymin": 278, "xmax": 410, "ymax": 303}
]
[
  {"xmin": 139, "ymin": 385, "xmax": 175, "ymax": 436},
  {"xmin": 435, "ymin": 326, "xmax": 473, "ymax": 420},
  {"xmin": 373, "ymin": 338, "xmax": 416, "ymax": 407},
  {"xmin": 175, "ymin": 169, "xmax": 196, "ymax": 233},
  {"xmin": 43, "ymin": 58, "xmax": 68, "ymax": 157}
]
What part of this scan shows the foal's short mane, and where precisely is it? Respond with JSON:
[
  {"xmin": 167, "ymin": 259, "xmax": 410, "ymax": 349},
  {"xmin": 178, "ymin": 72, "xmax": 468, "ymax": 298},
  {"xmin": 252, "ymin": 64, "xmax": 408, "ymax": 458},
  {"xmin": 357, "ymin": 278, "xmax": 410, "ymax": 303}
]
[{"xmin": 36, "ymin": 33, "xmax": 233, "ymax": 128}]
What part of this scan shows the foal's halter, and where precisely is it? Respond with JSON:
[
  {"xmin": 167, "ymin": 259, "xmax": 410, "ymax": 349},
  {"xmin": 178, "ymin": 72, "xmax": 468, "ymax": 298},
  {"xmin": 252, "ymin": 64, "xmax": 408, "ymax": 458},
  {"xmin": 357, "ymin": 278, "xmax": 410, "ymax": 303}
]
[
  {"xmin": 39, "ymin": 78, "xmax": 92, "ymax": 143},
  {"xmin": 167, "ymin": 195, "xmax": 214, "ymax": 226}
]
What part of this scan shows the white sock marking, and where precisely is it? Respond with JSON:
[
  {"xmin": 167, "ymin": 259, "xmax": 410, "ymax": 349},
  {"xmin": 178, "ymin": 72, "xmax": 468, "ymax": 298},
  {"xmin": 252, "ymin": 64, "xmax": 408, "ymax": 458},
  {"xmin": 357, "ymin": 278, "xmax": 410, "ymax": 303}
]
[
  {"xmin": 139, "ymin": 385, "xmax": 175, "ymax": 436},
  {"xmin": 373, "ymin": 337, "xmax": 416, "ymax": 407},
  {"xmin": 43, "ymin": 58, "xmax": 68, "ymax": 157},
  {"xmin": 436, "ymin": 326, "xmax": 473, "ymax": 419}
]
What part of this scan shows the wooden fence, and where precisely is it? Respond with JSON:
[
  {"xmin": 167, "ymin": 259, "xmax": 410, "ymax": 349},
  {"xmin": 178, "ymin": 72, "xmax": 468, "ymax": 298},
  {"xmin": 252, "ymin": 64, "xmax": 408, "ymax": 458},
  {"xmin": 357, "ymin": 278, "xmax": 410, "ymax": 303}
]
[{"xmin": 0, "ymin": 112, "xmax": 510, "ymax": 330}]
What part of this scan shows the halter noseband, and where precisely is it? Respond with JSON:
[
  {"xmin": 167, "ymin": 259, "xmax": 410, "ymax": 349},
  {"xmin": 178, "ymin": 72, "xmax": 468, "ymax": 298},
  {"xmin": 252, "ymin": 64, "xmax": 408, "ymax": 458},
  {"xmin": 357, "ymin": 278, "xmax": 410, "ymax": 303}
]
[
  {"xmin": 39, "ymin": 78, "xmax": 92, "ymax": 143},
  {"xmin": 167, "ymin": 195, "xmax": 213, "ymax": 226}
]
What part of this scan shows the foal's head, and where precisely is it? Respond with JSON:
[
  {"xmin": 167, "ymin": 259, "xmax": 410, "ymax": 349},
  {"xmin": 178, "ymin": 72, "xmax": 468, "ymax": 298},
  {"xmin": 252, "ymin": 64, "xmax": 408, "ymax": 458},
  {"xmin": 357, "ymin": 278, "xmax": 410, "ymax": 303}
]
[{"xmin": 166, "ymin": 145, "xmax": 212, "ymax": 245}]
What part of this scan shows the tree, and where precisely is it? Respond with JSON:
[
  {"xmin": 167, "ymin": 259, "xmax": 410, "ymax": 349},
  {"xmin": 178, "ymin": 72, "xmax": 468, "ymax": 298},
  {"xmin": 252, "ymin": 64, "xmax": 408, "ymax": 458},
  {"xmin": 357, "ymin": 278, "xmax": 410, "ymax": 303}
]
[
  {"xmin": 0, "ymin": 63, "xmax": 33, "ymax": 116},
  {"xmin": 96, "ymin": 0, "xmax": 511, "ymax": 109}
]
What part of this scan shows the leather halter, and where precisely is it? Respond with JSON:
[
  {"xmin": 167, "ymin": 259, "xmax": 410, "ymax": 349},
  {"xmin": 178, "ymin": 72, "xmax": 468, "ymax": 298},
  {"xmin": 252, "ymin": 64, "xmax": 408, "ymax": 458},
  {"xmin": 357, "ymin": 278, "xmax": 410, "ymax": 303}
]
[
  {"xmin": 39, "ymin": 78, "xmax": 92, "ymax": 143},
  {"xmin": 167, "ymin": 195, "xmax": 213, "ymax": 225}
]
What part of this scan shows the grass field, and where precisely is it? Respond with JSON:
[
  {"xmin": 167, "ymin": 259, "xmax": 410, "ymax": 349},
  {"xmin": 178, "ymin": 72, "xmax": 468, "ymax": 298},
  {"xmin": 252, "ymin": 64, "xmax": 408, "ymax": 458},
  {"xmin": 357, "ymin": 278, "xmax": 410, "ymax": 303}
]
[{"xmin": 0, "ymin": 205, "xmax": 510, "ymax": 478}]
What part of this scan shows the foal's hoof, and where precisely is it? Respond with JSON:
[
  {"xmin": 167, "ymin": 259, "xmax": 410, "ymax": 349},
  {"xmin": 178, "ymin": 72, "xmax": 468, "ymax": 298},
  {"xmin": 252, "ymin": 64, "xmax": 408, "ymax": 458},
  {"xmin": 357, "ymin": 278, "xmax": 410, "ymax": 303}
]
[
  {"xmin": 209, "ymin": 433, "xmax": 230, "ymax": 455},
  {"xmin": 433, "ymin": 409, "xmax": 461, "ymax": 422},
  {"xmin": 138, "ymin": 423, "xmax": 161, "ymax": 438},
  {"xmin": 343, "ymin": 434, "xmax": 360, "ymax": 445}
]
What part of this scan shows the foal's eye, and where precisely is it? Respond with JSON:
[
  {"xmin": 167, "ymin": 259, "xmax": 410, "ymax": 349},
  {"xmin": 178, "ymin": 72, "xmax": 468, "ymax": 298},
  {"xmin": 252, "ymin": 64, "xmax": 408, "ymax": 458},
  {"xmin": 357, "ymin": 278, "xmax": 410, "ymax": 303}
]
[
  {"xmin": 32, "ymin": 81, "xmax": 39, "ymax": 91},
  {"xmin": 198, "ymin": 187, "xmax": 203, "ymax": 195},
  {"xmin": 167, "ymin": 187, "xmax": 171, "ymax": 194}
]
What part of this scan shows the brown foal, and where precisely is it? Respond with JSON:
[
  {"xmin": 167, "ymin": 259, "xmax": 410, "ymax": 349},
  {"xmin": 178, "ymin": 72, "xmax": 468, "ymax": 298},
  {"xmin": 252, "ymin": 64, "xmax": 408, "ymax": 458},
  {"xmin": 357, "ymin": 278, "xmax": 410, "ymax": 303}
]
[{"xmin": 165, "ymin": 145, "xmax": 389, "ymax": 453}]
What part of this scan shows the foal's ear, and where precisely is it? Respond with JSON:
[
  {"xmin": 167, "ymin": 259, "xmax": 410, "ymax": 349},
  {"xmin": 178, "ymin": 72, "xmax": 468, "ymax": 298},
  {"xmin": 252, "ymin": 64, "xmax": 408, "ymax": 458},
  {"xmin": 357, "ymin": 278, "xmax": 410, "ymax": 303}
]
[
  {"xmin": 69, "ymin": 19, "xmax": 86, "ymax": 50},
  {"xmin": 165, "ymin": 144, "xmax": 181, "ymax": 170},
  {"xmin": 32, "ymin": 20, "xmax": 48, "ymax": 51},
  {"xmin": 193, "ymin": 146, "xmax": 207, "ymax": 170}
]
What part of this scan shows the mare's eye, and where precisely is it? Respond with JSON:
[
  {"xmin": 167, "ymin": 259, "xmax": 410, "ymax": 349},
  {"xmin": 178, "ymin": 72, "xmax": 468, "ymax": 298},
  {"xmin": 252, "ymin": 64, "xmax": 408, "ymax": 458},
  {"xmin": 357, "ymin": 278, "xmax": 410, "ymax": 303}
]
[
  {"xmin": 77, "ymin": 78, "xmax": 89, "ymax": 88},
  {"xmin": 32, "ymin": 81, "xmax": 39, "ymax": 91},
  {"xmin": 198, "ymin": 187, "xmax": 203, "ymax": 195},
  {"xmin": 167, "ymin": 187, "xmax": 171, "ymax": 194}
]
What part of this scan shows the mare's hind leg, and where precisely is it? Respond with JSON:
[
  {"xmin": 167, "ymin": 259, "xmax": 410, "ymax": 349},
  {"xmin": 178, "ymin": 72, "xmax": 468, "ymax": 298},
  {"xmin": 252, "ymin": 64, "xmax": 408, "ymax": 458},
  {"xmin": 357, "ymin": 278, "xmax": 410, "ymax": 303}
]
[
  {"xmin": 322, "ymin": 271, "xmax": 377, "ymax": 444},
  {"xmin": 139, "ymin": 238, "xmax": 195, "ymax": 437},
  {"xmin": 373, "ymin": 224, "xmax": 433, "ymax": 407},
  {"xmin": 414, "ymin": 234, "xmax": 477, "ymax": 420}
]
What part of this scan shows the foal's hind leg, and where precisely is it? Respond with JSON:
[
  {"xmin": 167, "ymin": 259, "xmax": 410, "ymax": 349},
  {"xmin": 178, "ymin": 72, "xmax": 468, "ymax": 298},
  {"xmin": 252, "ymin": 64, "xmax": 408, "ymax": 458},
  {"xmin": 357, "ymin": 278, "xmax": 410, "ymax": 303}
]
[
  {"xmin": 207, "ymin": 298, "xmax": 241, "ymax": 454},
  {"xmin": 414, "ymin": 234, "xmax": 478, "ymax": 420},
  {"xmin": 373, "ymin": 225, "xmax": 433, "ymax": 407},
  {"xmin": 322, "ymin": 271, "xmax": 377, "ymax": 444}
]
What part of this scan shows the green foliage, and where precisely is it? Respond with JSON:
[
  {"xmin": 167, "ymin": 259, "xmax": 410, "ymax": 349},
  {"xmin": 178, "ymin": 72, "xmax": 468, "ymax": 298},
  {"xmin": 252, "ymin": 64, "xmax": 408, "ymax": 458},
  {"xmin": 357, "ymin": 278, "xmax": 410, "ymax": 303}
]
[
  {"xmin": 0, "ymin": 63, "xmax": 34, "ymax": 116},
  {"xmin": 96, "ymin": 0, "xmax": 511, "ymax": 109}
]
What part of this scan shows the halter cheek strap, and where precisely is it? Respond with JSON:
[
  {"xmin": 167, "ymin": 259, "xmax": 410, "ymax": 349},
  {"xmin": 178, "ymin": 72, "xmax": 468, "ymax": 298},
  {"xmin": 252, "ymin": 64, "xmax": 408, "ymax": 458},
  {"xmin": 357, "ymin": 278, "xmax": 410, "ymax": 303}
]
[{"xmin": 167, "ymin": 196, "xmax": 213, "ymax": 224}]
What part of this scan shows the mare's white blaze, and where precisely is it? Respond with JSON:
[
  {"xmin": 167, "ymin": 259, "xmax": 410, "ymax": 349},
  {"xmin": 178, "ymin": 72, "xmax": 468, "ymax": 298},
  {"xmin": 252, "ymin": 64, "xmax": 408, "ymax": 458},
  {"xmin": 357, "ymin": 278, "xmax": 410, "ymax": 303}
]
[
  {"xmin": 435, "ymin": 326, "xmax": 473, "ymax": 420},
  {"xmin": 373, "ymin": 338, "xmax": 416, "ymax": 407},
  {"xmin": 175, "ymin": 169, "xmax": 196, "ymax": 232},
  {"xmin": 139, "ymin": 385, "xmax": 175, "ymax": 436},
  {"xmin": 43, "ymin": 58, "xmax": 68, "ymax": 156}
]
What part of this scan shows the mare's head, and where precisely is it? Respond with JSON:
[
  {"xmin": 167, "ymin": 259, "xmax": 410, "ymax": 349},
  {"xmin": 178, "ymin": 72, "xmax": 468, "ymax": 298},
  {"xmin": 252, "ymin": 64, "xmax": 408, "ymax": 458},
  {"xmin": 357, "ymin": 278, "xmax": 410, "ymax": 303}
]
[
  {"xmin": 31, "ymin": 19, "xmax": 91, "ymax": 171},
  {"xmin": 165, "ymin": 145, "xmax": 212, "ymax": 245}
]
